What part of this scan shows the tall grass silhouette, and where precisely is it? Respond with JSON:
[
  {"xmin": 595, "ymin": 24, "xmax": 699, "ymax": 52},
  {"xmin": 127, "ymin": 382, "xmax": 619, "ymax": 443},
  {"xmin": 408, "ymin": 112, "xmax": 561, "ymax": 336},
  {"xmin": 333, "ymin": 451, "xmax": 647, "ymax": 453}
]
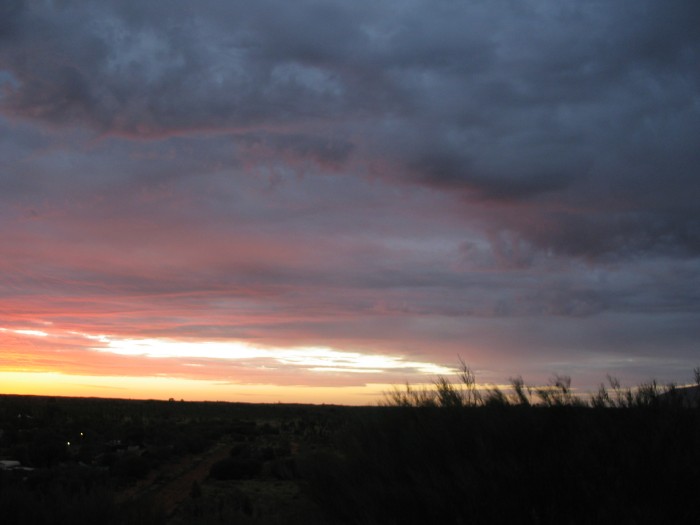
[{"xmin": 301, "ymin": 365, "xmax": 700, "ymax": 524}]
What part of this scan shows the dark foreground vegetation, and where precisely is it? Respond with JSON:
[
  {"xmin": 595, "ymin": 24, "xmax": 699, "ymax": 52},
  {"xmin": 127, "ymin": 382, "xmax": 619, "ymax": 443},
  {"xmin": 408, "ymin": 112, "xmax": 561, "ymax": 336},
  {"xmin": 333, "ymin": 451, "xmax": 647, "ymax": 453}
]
[{"xmin": 1, "ymin": 367, "xmax": 699, "ymax": 524}]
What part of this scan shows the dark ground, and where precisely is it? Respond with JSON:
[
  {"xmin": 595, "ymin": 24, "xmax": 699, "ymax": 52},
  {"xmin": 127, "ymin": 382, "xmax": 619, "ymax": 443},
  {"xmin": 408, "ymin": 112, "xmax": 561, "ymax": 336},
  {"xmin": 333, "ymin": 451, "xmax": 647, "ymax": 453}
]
[{"xmin": 1, "ymin": 393, "xmax": 699, "ymax": 524}]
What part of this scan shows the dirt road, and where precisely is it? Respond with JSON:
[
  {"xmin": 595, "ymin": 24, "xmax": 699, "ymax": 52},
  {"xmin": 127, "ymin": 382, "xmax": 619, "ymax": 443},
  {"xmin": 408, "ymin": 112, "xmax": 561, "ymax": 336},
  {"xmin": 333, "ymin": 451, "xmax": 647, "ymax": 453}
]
[{"xmin": 119, "ymin": 441, "xmax": 232, "ymax": 518}]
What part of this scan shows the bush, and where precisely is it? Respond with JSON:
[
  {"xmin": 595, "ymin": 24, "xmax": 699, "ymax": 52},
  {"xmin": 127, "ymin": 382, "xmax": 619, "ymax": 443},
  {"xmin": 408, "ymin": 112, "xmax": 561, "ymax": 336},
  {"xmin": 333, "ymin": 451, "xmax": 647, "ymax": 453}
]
[
  {"xmin": 303, "ymin": 405, "xmax": 700, "ymax": 524},
  {"xmin": 111, "ymin": 453, "xmax": 150, "ymax": 480},
  {"xmin": 209, "ymin": 457, "xmax": 261, "ymax": 480},
  {"xmin": 304, "ymin": 365, "xmax": 700, "ymax": 524}
]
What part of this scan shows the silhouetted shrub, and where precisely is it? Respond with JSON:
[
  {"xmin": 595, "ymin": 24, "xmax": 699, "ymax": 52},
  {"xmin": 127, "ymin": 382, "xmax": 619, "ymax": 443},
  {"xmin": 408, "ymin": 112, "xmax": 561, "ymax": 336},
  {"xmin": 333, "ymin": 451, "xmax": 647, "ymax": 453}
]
[
  {"xmin": 303, "ymin": 399, "xmax": 700, "ymax": 524},
  {"xmin": 29, "ymin": 429, "xmax": 68, "ymax": 467},
  {"xmin": 111, "ymin": 453, "xmax": 150, "ymax": 480},
  {"xmin": 230, "ymin": 442, "xmax": 253, "ymax": 458},
  {"xmin": 267, "ymin": 457, "xmax": 299, "ymax": 480},
  {"xmin": 183, "ymin": 434, "xmax": 208, "ymax": 454},
  {"xmin": 209, "ymin": 457, "xmax": 261, "ymax": 480}
]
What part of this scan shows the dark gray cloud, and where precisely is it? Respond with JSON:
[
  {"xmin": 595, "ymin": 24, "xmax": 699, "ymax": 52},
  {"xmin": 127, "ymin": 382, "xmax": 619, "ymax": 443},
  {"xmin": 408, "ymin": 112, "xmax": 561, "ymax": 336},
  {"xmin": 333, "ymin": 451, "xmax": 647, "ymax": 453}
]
[
  {"xmin": 0, "ymin": 0, "xmax": 23, "ymax": 41},
  {"xmin": 1, "ymin": 0, "xmax": 698, "ymax": 254}
]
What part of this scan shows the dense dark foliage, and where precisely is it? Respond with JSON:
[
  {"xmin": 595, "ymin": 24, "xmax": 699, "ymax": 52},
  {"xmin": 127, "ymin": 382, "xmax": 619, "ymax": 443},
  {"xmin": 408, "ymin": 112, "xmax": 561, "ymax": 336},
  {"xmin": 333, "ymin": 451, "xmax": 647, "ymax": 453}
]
[
  {"xmin": 299, "ymin": 367, "xmax": 700, "ymax": 524},
  {"xmin": 302, "ymin": 404, "xmax": 700, "ymax": 524}
]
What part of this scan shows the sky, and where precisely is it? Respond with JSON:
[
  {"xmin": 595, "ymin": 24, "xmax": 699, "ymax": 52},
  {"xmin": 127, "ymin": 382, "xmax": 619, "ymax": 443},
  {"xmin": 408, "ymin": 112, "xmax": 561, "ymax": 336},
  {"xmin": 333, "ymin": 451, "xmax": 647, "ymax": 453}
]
[{"xmin": 1, "ymin": 0, "xmax": 699, "ymax": 404}]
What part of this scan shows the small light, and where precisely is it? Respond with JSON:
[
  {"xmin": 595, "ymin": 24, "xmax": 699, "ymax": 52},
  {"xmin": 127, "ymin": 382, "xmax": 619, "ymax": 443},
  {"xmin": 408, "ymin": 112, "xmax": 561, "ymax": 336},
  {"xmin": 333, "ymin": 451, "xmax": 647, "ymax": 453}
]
[{"xmin": 66, "ymin": 442, "xmax": 71, "ymax": 446}]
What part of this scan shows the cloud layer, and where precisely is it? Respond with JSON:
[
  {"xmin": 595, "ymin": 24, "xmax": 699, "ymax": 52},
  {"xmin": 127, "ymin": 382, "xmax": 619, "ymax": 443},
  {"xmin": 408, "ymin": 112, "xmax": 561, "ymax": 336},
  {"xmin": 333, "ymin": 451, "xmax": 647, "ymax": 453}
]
[{"xmin": 1, "ymin": 0, "xmax": 699, "ymax": 398}]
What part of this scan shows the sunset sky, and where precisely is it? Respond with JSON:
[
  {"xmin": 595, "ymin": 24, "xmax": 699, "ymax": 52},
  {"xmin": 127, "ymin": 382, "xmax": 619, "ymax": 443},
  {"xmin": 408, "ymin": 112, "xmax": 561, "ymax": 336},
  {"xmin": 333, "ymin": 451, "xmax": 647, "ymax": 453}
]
[{"xmin": 1, "ymin": 0, "xmax": 699, "ymax": 404}]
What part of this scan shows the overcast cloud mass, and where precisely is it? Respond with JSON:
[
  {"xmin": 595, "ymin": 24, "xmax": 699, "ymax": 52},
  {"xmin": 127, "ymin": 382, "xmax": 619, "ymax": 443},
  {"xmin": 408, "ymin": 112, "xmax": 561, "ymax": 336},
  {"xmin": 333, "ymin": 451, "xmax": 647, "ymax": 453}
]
[{"xmin": 1, "ymin": 0, "xmax": 699, "ymax": 402}]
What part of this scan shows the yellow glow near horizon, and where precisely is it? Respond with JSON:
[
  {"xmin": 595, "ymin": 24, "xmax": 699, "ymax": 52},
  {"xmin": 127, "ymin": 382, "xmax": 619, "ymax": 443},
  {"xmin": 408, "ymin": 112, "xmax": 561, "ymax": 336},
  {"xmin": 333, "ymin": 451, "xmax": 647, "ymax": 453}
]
[
  {"xmin": 2, "ymin": 326, "xmax": 454, "ymax": 377},
  {"xmin": 0, "ymin": 371, "xmax": 394, "ymax": 405},
  {"xmin": 0, "ymin": 326, "xmax": 458, "ymax": 404}
]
